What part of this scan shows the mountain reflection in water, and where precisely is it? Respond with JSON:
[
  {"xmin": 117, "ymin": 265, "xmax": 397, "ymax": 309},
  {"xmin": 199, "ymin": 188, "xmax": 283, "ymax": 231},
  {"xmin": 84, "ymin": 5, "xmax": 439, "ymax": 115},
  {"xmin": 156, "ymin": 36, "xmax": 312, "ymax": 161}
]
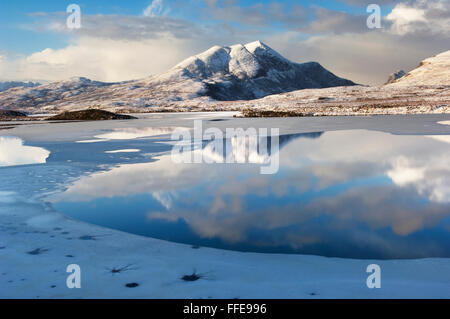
[{"xmin": 51, "ymin": 130, "xmax": 450, "ymax": 259}]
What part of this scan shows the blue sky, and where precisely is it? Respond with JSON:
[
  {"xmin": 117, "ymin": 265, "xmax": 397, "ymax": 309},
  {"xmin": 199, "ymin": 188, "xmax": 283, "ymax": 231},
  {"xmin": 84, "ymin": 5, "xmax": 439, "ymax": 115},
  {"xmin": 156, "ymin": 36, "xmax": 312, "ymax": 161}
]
[
  {"xmin": 0, "ymin": 0, "xmax": 448, "ymax": 85},
  {"xmin": 0, "ymin": 0, "xmax": 394, "ymax": 54}
]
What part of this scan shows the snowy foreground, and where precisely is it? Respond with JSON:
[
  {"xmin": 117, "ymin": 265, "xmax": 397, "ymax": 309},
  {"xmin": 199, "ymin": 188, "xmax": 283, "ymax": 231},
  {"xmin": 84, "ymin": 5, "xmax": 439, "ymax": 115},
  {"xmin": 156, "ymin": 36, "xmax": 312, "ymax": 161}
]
[{"xmin": 1, "ymin": 113, "xmax": 450, "ymax": 299}]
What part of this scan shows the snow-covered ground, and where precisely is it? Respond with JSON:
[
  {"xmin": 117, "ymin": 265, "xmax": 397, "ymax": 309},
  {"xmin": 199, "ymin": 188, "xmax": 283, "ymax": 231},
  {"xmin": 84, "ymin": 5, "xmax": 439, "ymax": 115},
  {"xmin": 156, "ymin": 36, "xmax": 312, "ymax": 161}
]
[
  {"xmin": 233, "ymin": 85, "xmax": 450, "ymax": 116},
  {"xmin": 1, "ymin": 113, "xmax": 450, "ymax": 299},
  {"xmin": 390, "ymin": 51, "xmax": 450, "ymax": 86}
]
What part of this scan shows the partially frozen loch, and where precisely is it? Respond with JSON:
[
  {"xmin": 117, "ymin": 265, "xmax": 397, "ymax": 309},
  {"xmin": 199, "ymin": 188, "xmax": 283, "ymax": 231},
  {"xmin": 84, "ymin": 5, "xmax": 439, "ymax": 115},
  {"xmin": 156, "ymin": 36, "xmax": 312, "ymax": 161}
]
[{"xmin": 1, "ymin": 113, "xmax": 450, "ymax": 298}]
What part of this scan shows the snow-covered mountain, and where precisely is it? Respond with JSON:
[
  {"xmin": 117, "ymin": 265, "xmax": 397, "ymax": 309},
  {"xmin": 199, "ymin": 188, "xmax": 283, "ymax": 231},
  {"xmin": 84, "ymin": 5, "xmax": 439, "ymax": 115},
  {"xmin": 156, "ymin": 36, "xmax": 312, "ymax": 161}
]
[
  {"xmin": 389, "ymin": 50, "xmax": 450, "ymax": 86},
  {"xmin": 0, "ymin": 41, "xmax": 355, "ymax": 113},
  {"xmin": 161, "ymin": 41, "xmax": 356, "ymax": 100},
  {"xmin": 0, "ymin": 81, "xmax": 40, "ymax": 92}
]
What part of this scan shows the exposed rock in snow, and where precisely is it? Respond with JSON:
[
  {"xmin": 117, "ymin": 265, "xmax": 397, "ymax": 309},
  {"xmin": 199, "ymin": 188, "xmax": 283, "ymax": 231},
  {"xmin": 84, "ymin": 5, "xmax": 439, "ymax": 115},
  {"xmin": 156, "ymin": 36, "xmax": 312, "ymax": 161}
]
[
  {"xmin": 390, "ymin": 51, "xmax": 450, "ymax": 86},
  {"xmin": 385, "ymin": 70, "xmax": 406, "ymax": 84}
]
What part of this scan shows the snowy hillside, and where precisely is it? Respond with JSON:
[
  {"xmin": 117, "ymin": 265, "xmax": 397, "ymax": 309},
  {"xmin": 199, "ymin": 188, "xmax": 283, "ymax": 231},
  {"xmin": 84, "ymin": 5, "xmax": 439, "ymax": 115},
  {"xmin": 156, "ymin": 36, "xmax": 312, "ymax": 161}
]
[
  {"xmin": 0, "ymin": 81, "xmax": 40, "ymax": 92},
  {"xmin": 231, "ymin": 85, "xmax": 450, "ymax": 116},
  {"xmin": 389, "ymin": 51, "xmax": 450, "ymax": 86},
  {"xmin": 0, "ymin": 77, "xmax": 115, "ymax": 113}
]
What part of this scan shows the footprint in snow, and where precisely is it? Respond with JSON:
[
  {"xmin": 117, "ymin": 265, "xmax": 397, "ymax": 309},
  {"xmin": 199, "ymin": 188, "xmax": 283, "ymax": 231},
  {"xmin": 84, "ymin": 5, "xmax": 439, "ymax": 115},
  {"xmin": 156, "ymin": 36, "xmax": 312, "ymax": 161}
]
[{"xmin": 27, "ymin": 248, "xmax": 49, "ymax": 255}]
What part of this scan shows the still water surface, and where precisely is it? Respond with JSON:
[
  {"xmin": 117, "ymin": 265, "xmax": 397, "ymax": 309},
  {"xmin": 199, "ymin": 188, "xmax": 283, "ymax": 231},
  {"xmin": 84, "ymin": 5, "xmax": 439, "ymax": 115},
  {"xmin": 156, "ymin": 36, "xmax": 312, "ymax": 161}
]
[{"xmin": 45, "ymin": 129, "xmax": 450, "ymax": 259}]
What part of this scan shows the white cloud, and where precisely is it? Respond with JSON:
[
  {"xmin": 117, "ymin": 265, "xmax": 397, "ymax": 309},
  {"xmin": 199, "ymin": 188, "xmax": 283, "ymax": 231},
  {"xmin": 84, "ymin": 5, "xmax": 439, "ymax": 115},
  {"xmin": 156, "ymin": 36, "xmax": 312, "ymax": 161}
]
[
  {"xmin": 387, "ymin": 4, "xmax": 428, "ymax": 35},
  {"xmin": 2, "ymin": 36, "xmax": 201, "ymax": 82},
  {"xmin": 387, "ymin": 154, "xmax": 450, "ymax": 204},
  {"xmin": 387, "ymin": 157, "xmax": 426, "ymax": 186},
  {"xmin": 265, "ymin": 27, "xmax": 449, "ymax": 85},
  {"xmin": 152, "ymin": 192, "xmax": 174, "ymax": 210},
  {"xmin": 386, "ymin": 0, "xmax": 450, "ymax": 36},
  {"xmin": 143, "ymin": 0, "xmax": 167, "ymax": 17}
]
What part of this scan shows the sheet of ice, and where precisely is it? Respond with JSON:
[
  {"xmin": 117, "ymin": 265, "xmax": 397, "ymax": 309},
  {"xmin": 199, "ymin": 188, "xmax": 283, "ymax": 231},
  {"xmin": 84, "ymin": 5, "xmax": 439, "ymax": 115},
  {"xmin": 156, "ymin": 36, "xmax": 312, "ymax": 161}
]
[
  {"xmin": 0, "ymin": 191, "xmax": 17, "ymax": 203},
  {"xmin": 427, "ymin": 135, "xmax": 450, "ymax": 144},
  {"xmin": 76, "ymin": 139, "xmax": 109, "ymax": 144},
  {"xmin": 0, "ymin": 136, "xmax": 50, "ymax": 167},
  {"xmin": 105, "ymin": 149, "xmax": 141, "ymax": 154},
  {"xmin": 94, "ymin": 127, "xmax": 189, "ymax": 140}
]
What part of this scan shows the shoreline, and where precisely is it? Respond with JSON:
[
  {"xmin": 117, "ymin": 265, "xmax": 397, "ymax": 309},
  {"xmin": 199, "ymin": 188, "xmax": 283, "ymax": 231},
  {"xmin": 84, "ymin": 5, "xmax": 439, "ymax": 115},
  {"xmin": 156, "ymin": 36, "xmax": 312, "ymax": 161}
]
[{"xmin": 1, "ymin": 109, "xmax": 450, "ymax": 122}]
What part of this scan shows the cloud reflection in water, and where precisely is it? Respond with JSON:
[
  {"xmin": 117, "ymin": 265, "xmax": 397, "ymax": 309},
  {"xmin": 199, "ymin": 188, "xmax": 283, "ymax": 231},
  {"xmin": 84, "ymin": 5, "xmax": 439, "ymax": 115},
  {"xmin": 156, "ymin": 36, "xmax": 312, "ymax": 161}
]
[{"xmin": 51, "ymin": 130, "xmax": 450, "ymax": 259}]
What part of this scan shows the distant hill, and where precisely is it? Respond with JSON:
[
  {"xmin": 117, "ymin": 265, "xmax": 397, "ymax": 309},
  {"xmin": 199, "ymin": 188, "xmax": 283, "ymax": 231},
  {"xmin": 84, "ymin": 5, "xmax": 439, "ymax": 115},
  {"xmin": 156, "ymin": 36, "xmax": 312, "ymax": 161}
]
[
  {"xmin": 389, "ymin": 51, "xmax": 450, "ymax": 86},
  {"xmin": 0, "ymin": 81, "xmax": 40, "ymax": 92},
  {"xmin": 49, "ymin": 109, "xmax": 136, "ymax": 121}
]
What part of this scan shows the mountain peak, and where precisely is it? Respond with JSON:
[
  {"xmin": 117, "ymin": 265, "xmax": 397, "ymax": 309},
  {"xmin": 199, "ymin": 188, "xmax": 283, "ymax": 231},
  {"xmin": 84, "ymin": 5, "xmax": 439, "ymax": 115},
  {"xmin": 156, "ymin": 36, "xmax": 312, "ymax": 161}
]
[
  {"xmin": 244, "ymin": 40, "xmax": 266, "ymax": 52},
  {"xmin": 166, "ymin": 41, "xmax": 355, "ymax": 100}
]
